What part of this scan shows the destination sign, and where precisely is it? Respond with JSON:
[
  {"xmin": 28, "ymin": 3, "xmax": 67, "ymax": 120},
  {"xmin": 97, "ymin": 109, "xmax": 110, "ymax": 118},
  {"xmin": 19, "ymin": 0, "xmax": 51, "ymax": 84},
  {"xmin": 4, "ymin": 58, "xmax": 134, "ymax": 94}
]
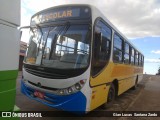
[{"xmin": 31, "ymin": 6, "xmax": 91, "ymax": 25}]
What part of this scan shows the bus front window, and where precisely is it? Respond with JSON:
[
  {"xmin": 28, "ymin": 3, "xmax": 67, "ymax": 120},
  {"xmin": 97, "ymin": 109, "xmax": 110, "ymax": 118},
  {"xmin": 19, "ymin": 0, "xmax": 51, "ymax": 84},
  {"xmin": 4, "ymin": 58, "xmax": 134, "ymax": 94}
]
[
  {"xmin": 25, "ymin": 27, "xmax": 50, "ymax": 64},
  {"xmin": 25, "ymin": 24, "xmax": 91, "ymax": 69}
]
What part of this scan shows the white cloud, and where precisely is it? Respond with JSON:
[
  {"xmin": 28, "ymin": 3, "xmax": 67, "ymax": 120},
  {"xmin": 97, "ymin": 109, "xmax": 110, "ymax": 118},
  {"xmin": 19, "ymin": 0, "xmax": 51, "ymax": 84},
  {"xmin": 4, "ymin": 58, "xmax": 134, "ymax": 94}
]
[
  {"xmin": 151, "ymin": 50, "xmax": 160, "ymax": 54},
  {"xmin": 21, "ymin": 0, "xmax": 160, "ymax": 38},
  {"xmin": 145, "ymin": 58, "xmax": 160, "ymax": 63}
]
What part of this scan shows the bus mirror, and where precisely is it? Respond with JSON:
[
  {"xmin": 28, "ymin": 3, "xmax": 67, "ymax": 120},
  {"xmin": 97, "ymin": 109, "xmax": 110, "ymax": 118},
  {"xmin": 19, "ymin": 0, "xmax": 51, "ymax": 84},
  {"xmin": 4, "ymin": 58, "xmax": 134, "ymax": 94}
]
[{"xmin": 19, "ymin": 26, "xmax": 31, "ymax": 30}]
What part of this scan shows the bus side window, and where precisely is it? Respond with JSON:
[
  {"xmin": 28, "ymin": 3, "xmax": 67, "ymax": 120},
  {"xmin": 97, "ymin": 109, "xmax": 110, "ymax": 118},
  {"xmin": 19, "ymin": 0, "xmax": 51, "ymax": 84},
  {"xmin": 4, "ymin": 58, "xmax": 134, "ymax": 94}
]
[
  {"xmin": 142, "ymin": 55, "xmax": 144, "ymax": 66},
  {"xmin": 135, "ymin": 51, "xmax": 139, "ymax": 66},
  {"xmin": 130, "ymin": 47, "xmax": 135, "ymax": 65},
  {"xmin": 92, "ymin": 20, "xmax": 112, "ymax": 76},
  {"xmin": 124, "ymin": 42, "xmax": 130, "ymax": 64},
  {"xmin": 113, "ymin": 34, "xmax": 123, "ymax": 63},
  {"xmin": 139, "ymin": 53, "xmax": 141, "ymax": 66}
]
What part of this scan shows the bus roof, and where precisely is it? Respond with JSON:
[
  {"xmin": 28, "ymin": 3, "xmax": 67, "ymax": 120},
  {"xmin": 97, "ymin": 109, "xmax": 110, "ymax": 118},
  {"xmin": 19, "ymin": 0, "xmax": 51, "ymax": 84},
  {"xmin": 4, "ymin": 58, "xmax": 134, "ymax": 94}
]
[
  {"xmin": 31, "ymin": 4, "xmax": 143, "ymax": 55},
  {"xmin": 90, "ymin": 4, "xmax": 143, "ymax": 55}
]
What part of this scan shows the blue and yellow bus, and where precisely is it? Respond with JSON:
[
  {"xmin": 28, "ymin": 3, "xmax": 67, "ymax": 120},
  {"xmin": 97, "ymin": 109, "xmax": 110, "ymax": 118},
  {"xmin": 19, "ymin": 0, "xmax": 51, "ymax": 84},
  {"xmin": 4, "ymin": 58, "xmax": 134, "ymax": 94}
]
[{"xmin": 21, "ymin": 4, "xmax": 144, "ymax": 113}]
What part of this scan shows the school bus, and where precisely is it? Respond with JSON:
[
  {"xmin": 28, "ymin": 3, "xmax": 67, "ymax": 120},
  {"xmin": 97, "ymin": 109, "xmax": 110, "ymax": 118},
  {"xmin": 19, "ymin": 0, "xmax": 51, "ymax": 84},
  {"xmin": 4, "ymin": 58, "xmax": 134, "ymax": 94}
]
[{"xmin": 21, "ymin": 4, "xmax": 144, "ymax": 114}]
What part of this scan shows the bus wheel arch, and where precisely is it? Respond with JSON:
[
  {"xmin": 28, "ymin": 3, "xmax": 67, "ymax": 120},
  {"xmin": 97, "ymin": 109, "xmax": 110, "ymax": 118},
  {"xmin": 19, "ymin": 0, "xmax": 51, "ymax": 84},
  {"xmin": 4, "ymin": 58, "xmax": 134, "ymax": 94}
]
[
  {"xmin": 106, "ymin": 79, "xmax": 118, "ymax": 105},
  {"xmin": 101, "ymin": 80, "xmax": 118, "ymax": 109}
]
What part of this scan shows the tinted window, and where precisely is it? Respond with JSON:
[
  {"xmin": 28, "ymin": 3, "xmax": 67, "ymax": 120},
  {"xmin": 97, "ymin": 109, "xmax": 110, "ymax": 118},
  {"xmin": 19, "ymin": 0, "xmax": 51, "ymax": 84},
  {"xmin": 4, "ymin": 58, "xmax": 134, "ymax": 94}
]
[
  {"xmin": 26, "ymin": 24, "xmax": 91, "ymax": 69},
  {"xmin": 113, "ymin": 34, "xmax": 123, "ymax": 63},
  {"xmin": 92, "ymin": 20, "xmax": 112, "ymax": 76},
  {"xmin": 139, "ymin": 53, "xmax": 143, "ymax": 66},
  {"xmin": 130, "ymin": 48, "xmax": 135, "ymax": 65},
  {"xmin": 124, "ymin": 42, "xmax": 130, "ymax": 64},
  {"xmin": 114, "ymin": 35, "xmax": 123, "ymax": 50},
  {"xmin": 141, "ymin": 55, "xmax": 144, "ymax": 66},
  {"xmin": 125, "ymin": 43, "xmax": 130, "ymax": 54},
  {"xmin": 135, "ymin": 51, "xmax": 139, "ymax": 65}
]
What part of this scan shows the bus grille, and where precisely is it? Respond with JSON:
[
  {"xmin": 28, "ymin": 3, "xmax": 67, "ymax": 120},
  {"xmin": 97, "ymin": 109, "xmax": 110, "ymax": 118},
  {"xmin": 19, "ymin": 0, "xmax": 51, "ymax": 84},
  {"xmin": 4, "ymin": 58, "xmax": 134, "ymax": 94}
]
[
  {"xmin": 28, "ymin": 81, "xmax": 58, "ymax": 91},
  {"xmin": 25, "ymin": 68, "xmax": 68, "ymax": 79}
]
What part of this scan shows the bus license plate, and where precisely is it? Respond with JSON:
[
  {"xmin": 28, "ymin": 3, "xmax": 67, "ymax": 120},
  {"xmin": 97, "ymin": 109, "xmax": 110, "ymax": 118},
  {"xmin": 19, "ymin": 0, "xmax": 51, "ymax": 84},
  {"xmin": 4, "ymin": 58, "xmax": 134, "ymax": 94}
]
[{"xmin": 34, "ymin": 91, "xmax": 44, "ymax": 99}]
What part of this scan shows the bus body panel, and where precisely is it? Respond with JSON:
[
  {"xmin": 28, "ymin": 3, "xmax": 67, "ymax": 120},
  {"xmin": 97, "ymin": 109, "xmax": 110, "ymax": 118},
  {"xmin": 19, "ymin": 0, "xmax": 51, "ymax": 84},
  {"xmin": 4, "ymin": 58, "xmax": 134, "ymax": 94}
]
[
  {"xmin": 22, "ymin": 65, "xmax": 92, "ymax": 112},
  {"xmin": 23, "ymin": 68, "xmax": 88, "ymax": 89},
  {"xmin": 110, "ymin": 63, "xmax": 143, "ymax": 95},
  {"xmin": 89, "ymin": 60, "xmax": 143, "ymax": 110},
  {"xmin": 89, "ymin": 84, "xmax": 109, "ymax": 111},
  {"xmin": 21, "ymin": 81, "xmax": 87, "ymax": 113},
  {"xmin": 88, "ymin": 5, "xmax": 143, "ymax": 110}
]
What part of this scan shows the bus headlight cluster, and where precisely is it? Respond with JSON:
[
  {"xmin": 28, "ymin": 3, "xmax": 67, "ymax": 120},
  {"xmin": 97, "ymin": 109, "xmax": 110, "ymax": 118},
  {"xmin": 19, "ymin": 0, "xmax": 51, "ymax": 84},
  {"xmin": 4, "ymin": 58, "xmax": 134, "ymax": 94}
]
[{"xmin": 57, "ymin": 79, "xmax": 86, "ymax": 95}]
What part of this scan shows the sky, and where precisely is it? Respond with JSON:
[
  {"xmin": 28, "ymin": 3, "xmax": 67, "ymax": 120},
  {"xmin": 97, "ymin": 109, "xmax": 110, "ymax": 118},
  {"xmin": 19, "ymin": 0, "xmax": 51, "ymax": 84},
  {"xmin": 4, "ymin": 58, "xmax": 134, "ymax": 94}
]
[{"xmin": 21, "ymin": 0, "xmax": 160, "ymax": 74}]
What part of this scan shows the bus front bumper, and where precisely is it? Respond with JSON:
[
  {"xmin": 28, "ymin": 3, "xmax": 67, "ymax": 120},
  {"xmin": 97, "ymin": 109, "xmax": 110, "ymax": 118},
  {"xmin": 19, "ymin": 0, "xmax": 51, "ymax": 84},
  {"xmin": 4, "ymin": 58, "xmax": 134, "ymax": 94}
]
[{"xmin": 21, "ymin": 80, "xmax": 87, "ymax": 114}]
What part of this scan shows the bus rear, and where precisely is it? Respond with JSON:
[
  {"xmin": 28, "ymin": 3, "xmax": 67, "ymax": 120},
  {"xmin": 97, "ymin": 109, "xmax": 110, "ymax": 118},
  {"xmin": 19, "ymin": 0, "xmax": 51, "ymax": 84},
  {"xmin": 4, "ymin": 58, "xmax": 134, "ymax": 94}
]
[{"xmin": 21, "ymin": 5, "xmax": 92, "ymax": 113}]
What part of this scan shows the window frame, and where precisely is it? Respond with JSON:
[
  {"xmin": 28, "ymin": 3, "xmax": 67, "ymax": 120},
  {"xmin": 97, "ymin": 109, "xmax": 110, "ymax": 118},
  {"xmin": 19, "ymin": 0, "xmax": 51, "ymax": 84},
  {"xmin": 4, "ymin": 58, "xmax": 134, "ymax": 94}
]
[
  {"xmin": 130, "ymin": 47, "xmax": 135, "ymax": 65},
  {"xmin": 141, "ymin": 55, "xmax": 144, "ymax": 67},
  {"xmin": 124, "ymin": 42, "xmax": 130, "ymax": 64},
  {"xmin": 91, "ymin": 18, "xmax": 112, "ymax": 77},
  {"xmin": 134, "ymin": 50, "xmax": 139, "ymax": 66},
  {"xmin": 138, "ymin": 53, "xmax": 141, "ymax": 66},
  {"xmin": 113, "ymin": 32, "xmax": 124, "ymax": 63}
]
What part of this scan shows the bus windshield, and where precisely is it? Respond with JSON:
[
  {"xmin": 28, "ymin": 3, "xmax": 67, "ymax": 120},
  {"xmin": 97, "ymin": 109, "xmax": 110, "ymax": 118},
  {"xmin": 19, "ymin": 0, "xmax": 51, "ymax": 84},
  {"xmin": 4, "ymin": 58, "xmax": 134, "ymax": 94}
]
[{"xmin": 25, "ymin": 24, "xmax": 91, "ymax": 69}]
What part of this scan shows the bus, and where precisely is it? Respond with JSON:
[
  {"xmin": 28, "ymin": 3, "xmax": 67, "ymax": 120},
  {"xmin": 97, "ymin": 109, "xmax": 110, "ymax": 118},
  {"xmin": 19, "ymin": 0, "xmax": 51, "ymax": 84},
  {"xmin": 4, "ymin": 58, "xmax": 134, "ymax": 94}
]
[
  {"xmin": 21, "ymin": 4, "xmax": 144, "ymax": 113},
  {"xmin": 0, "ymin": 0, "xmax": 20, "ymax": 117}
]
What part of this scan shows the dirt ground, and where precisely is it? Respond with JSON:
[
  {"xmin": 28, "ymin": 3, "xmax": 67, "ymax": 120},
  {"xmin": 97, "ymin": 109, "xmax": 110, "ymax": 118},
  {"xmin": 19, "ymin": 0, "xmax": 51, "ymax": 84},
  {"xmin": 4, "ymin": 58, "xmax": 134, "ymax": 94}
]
[
  {"xmin": 15, "ymin": 73, "xmax": 160, "ymax": 120},
  {"xmin": 119, "ymin": 75, "xmax": 160, "ymax": 120}
]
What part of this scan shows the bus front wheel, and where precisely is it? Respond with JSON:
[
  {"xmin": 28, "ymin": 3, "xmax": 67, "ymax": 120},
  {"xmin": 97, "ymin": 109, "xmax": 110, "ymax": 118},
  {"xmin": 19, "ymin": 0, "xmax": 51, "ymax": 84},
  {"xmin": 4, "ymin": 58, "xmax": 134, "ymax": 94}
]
[
  {"xmin": 107, "ymin": 83, "xmax": 116, "ymax": 103},
  {"xmin": 101, "ymin": 83, "xmax": 115, "ymax": 109}
]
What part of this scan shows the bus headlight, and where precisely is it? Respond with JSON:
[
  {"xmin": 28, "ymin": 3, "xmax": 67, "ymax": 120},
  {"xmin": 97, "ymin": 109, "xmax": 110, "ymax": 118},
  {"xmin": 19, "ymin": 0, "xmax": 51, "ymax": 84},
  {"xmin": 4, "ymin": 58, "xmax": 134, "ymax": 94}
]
[{"xmin": 57, "ymin": 79, "xmax": 86, "ymax": 95}]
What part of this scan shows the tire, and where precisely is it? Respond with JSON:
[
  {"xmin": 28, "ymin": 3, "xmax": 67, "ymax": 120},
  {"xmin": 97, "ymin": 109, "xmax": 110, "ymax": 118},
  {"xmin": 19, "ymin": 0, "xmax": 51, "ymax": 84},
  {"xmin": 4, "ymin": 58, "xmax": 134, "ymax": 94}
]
[
  {"xmin": 107, "ymin": 83, "xmax": 116, "ymax": 103},
  {"xmin": 101, "ymin": 83, "xmax": 116, "ymax": 109},
  {"xmin": 132, "ymin": 77, "xmax": 138, "ymax": 90}
]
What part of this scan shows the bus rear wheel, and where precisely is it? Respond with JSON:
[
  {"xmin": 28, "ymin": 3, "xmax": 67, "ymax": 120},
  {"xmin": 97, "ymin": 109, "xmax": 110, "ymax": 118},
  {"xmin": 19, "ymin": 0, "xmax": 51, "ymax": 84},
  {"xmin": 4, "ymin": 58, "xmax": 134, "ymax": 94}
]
[{"xmin": 132, "ymin": 77, "xmax": 138, "ymax": 90}]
